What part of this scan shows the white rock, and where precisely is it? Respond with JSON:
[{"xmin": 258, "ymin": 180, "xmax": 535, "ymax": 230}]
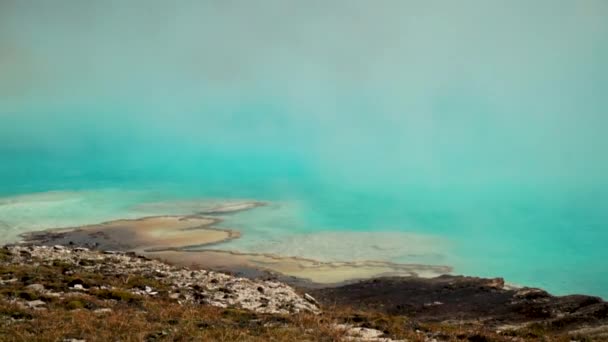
[{"xmin": 93, "ymin": 308, "xmax": 113, "ymax": 314}]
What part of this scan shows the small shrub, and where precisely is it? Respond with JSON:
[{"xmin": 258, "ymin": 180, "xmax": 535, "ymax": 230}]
[
  {"xmin": 17, "ymin": 291, "xmax": 39, "ymax": 301},
  {"xmin": 0, "ymin": 306, "xmax": 33, "ymax": 320},
  {"xmin": 65, "ymin": 300, "xmax": 86, "ymax": 310},
  {"xmin": 52, "ymin": 260, "xmax": 72, "ymax": 269},
  {"xmin": 0, "ymin": 248, "xmax": 11, "ymax": 261},
  {"xmin": 78, "ymin": 259, "xmax": 98, "ymax": 266},
  {"xmin": 93, "ymin": 289, "xmax": 142, "ymax": 303}
]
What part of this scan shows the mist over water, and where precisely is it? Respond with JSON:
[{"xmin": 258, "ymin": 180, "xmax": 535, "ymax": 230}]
[{"xmin": 1, "ymin": 1, "xmax": 608, "ymax": 297}]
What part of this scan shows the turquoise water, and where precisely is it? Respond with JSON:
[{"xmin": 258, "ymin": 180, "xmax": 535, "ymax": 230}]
[
  {"xmin": 1, "ymin": 152, "xmax": 607, "ymax": 298},
  {"xmin": 1, "ymin": 1, "xmax": 608, "ymax": 298}
]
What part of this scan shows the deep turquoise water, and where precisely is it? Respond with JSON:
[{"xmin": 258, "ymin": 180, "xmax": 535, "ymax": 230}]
[{"xmin": 1, "ymin": 1, "xmax": 608, "ymax": 298}]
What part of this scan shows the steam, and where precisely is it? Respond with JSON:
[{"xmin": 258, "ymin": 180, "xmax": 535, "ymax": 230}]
[{"xmin": 1, "ymin": 0, "xmax": 607, "ymax": 189}]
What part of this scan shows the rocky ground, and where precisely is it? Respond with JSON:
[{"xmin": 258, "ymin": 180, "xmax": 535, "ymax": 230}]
[
  {"xmin": 310, "ymin": 276, "xmax": 608, "ymax": 340},
  {"xmin": 0, "ymin": 245, "xmax": 407, "ymax": 341},
  {"xmin": 1, "ymin": 245, "xmax": 318, "ymax": 315},
  {"xmin": 0, "ymin": 244, "xmax": 607, "ymax": 341}
]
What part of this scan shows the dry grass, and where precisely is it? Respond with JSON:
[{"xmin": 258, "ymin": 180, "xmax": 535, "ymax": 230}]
[
  {"xmin": 0, "ymin": 247, "xmax": 605, "ymax": 342},
  {"xmin": 0, "ymin": 300, "xmax": 348, "ymax": 342},
  {"xmin": 2, "ymin": 299, "xmax": 599, "ymax": 342}
]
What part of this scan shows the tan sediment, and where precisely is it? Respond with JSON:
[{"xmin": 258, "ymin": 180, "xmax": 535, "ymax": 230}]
[
  {"xmin": 22, "ymin": 216, "xmax": 240, "ymax": 252},
  {"xmin": 22, "ymin": 213, "xmax": 452, "ymax": 285},
  {"xmin": 144, "ymin": 249, "xmax": 452, "ymax": 284}
]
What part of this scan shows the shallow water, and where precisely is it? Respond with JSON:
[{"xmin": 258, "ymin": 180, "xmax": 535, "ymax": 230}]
[{"xmin": 1, "ymin": 168, "xmax": 607, "ymax": 298}]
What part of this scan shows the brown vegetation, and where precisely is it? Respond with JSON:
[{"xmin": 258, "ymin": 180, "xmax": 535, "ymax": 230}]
[{"xmin": 0, "ymin": 246, "xmax": 605, "ymax": 341}]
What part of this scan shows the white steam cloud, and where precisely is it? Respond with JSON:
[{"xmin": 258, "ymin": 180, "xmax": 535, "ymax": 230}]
[{"xmin": 1, "ymin": 0, "xmax": 607, "ymax": 188}]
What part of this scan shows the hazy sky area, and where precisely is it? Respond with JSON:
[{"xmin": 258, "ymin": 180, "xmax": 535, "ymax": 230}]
[{"xmin": 1, "ymin": 0, "xmax": 607, "ymax": 190}]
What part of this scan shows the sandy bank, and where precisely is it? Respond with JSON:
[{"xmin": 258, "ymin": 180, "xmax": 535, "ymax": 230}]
[
  {"xmin": 20, "ymin": 214, "xmax": 451, "ymax": 285},
  {"xmin": 21, "ymin": 216, "xmax": 240, "ymax": 252},
  {"xmin": 145, "ymin": 249, "xmax": 451, "ymax": 284}
]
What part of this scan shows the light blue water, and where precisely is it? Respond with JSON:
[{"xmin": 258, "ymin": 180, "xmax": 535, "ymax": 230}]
[{"xmin": 1, "ymin": 1, "xmax": 608, "ymax": 298}]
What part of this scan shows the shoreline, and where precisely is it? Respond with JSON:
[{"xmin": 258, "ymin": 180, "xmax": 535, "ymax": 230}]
[
  {"xmin": 5, "ymin": 241, "xmax": 608, "ymax": 339},
  {"xmin": 7, "ymin": 202, "xmax": 608, "ymax": 338},
  {"xmin": 17, "ymin": 212, "xmax": 453, "ymax": 287},
  {"xmin": 21, "ymin": 215, "xmax": 240, "ymax": 253},
  {"xmin": 7, "ymin": 195, "xmax": 603, "ymax": 300}
]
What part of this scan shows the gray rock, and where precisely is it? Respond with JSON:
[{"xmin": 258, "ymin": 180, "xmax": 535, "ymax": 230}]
[
  {"xmin": 304, "ymin": 293, "xmax": 318, "ymax": 305},
  {"xmin": 2, "ymin": 278, "xmax": 18, "ymax": 284},
  {"xmin": 26, "ymin": 300, "xmax": 46, "ymax": 308},
  {"xmin": 25, "ymin": 284, "xmax": 45, "ymax": 292},
  {"xmin": 334, "ymin": 324, "xmax": 405, "ymax": 342},
  {"xmin": 3, "ymin": 245, "xmax": 320, "ymax": 315}
]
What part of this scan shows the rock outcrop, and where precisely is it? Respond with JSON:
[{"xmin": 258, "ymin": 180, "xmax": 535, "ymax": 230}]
[
  {"xmin": 2, "ymin": 245, "xmax": 319, "ymax": 315},
  {"xmin": 310, "ymin": 275, "xmax": 608, "ymax": 335}
]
